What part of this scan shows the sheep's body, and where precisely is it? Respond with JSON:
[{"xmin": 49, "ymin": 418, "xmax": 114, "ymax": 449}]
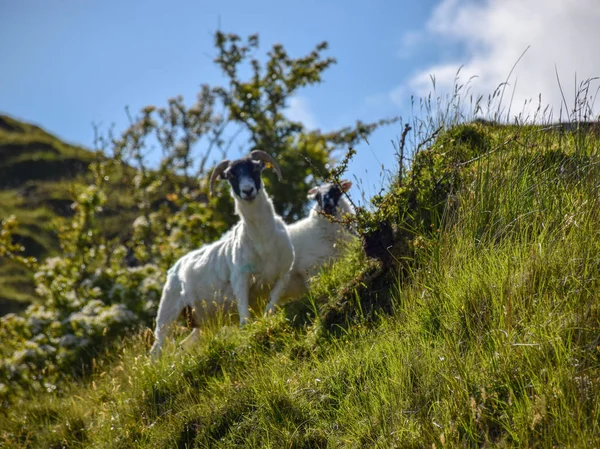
[
  {"xmin": 149, "ymin": 152, "xmax": 294, "ymax": 358},
  {"xmin": 281, "ymin": 181, "xmax": 356, "ymax": 300}
]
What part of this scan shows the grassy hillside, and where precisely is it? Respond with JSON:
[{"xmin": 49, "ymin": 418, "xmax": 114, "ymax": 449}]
[{"xmin": 1, "ymin": 120, "xmax": 599, "ymax": 448}]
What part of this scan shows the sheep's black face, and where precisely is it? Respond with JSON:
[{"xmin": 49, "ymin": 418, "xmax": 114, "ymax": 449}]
[
  {"xmin": 220, "ymin": 159, "xmax": 265, "ymax": 201},
  {"xmin": 308, "ymin": 180, "xmax": 352, "ymax": 216},
  {"xmin": 318, "ymin": 185, "xmax": 343, "ymax": 216}
]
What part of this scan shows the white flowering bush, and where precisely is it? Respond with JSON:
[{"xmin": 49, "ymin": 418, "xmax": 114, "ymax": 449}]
[
  {"xmin": 0, "ymin": 260, "xmax": 162, "ymax": 395},
  {"xmin": 0, "ymin": 174, "xmax": 167, "ymax": 401},
  {"xmin": 0, "ymin": 258, "xmax": 165, "ymax": 399}
]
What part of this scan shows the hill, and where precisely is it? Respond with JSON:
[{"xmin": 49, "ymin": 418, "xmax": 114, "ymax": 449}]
[
  {"xmin": 0, "ymin": 115, "xmax": 101, "ymax": 314},
  {"xmin": 1, "ymin": 119, "xmax": 598, "ymax": 448},
  {"xmin": 0, "ymin": 115, "xmax": 148, "ymax": 315}
]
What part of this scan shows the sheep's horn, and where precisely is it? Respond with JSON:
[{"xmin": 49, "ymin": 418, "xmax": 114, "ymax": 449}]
[
  {"xmin": 250, "ymin": 150, "xmax": 283, "ymax": 181},
  {"xmin": 209, "ymin": 159, "xmax": 231, "ymax": 197}
]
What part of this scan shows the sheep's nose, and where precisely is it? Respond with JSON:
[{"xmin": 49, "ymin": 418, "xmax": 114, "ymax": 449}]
[{"xmin": 242, "ymin": 187, "xmax": 255, "ymax": 196}]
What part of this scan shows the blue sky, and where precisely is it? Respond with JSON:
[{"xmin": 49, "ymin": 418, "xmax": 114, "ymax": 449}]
[{"xmin": 2, "ymin": 0, "xmax": 599, "ymax": 205}]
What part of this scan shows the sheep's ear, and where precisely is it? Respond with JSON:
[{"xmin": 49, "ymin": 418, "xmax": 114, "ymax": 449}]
[
  {"xmin": 307, "ymin": 187, "xmax": 319, "ymax": 199},
  {"xmin": 340, "ymin": 180, "xmax": 353, "ymax": 192}
]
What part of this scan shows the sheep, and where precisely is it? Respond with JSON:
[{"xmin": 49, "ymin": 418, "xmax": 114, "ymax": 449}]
[
  {"xmin": 280, "ymin": 179, "xmax": 357, "ymax": 301},
  {"xmin": 149, "ymin": 150, "xmax": 294, "ymax": 358}
]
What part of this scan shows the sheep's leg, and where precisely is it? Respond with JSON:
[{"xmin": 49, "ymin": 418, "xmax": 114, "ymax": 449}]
[
  {"xmin": 264, "ymin": 272, "xmax": 291, "ymax": 315},
  {"xmin": 149, "ymin": 284, "xmax": 185, "ymax": 358},
  {"xmin": 179, "ymin": 328, "xmax": 201, "ymax": 350},
  {"xmin": 231, "ymin": 274, "xmax": 251, "ymax": 325}
]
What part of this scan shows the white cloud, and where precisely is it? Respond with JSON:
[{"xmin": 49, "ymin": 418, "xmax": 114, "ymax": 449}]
[
  {"xmin": 285, "ymin": 96, "xmax": 318, "ymax": 129},
  {"xmin": 394, "ymin": 0, "xmax": 600, "ymax": 122}
]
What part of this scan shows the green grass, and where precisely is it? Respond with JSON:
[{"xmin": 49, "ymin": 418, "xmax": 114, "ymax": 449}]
[{"xmin": 1, "ymin": 120, "xmax": 599, "ymax": 448}]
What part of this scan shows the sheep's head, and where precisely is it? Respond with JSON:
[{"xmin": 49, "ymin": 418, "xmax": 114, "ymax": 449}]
[
  {"xmin": 307, "ymin": 180, "xmax": 352, "ymax": 216},
  {"xmin": 209, "ymin": 150, "xmax": 282, "ymax": 202}
]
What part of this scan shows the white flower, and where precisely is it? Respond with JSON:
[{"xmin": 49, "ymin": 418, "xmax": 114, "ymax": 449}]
[
  {"xmin": 12, "ymin": 349, "xmax": 37, "ymax": 364},
  {"xmin": 59, "ymin": 334, "xmax": 78, "ymax": 348},
  {"xmin": 132, "ymin": 215, "xmax": 149, "ymax": 229}
]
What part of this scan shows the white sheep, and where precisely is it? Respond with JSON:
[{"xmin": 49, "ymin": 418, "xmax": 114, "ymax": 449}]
[
  {"xmin": 281, "ymin": 179, "xmax": 357, "ymax": 301},
  {"xmin": 149, "ymin": 150, "xmax": 294, "ymax": 358}
]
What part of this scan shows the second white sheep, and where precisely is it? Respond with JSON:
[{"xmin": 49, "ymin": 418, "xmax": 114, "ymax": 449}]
[{"xmin": 281, "ymin": 179, "xmax": 357, "ymax": 300}]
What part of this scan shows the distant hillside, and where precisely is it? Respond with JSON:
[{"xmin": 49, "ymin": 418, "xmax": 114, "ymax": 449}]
[
  {"xmin": 0, "ymin": 115, "xmax": 140, "ymax": 315},
  {"xmin": 0, "ymin": 115, "xmax": 96, "ymax": 313}
]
